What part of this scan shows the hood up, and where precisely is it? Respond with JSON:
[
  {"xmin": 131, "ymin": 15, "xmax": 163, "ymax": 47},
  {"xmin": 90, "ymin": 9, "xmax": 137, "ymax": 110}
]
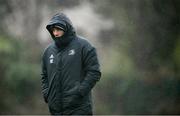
[{"xmin": 46, "ymin": 13, "xmax": 76, "ymax": 47}]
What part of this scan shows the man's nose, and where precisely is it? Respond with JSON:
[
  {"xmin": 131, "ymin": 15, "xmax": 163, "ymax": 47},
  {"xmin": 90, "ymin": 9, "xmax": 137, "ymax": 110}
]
[{"xmin": 54, "ymin": 31, "xmax": 59, "ymax": 36}]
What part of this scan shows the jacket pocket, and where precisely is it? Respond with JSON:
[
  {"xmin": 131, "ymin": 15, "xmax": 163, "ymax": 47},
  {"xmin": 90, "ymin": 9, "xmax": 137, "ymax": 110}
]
[
  {"xmin": 62, "ymin": 81, "xmax": 83, "ymax": 109},
  {"xmin": 63, "ymin": 94, "xmax": 84, "ymax": 110},
  {"xmin": 64, "ymin": 81, "xmax": 80, "ymax": 96}
]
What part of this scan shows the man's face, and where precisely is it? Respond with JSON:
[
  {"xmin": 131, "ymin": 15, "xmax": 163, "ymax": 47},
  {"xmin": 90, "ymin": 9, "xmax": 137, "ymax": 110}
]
[{"xmin": 52, "ymin": 28, "xmax": 64, "ymax": 37}]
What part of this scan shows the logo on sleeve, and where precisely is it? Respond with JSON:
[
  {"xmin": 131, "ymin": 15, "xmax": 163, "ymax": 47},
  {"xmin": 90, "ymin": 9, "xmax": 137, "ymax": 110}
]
[
  {"xmin": 68, "ymin": 49, "xmax": 75, "ymax": 55},
  {"xmin": 49, "ymin": 54, "xmax": 54, "ymax": 64}
]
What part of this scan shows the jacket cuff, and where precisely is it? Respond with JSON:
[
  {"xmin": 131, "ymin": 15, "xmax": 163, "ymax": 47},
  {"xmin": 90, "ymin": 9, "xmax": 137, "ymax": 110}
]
[{"xmin": 42, "ymin": 88, "xmax": 48, "ymax": 103}]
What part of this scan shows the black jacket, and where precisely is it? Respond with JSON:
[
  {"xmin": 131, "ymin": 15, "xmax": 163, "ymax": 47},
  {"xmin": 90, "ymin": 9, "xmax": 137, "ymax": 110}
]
[{"xmin": 41, "ymin": 13, "xmax": 101, "ymax": 115}]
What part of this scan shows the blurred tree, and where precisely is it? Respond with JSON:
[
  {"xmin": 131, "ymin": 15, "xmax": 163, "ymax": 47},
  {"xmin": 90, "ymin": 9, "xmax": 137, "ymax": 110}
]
[
  {"xmin": 92, "ymin": 0, "xmax": 180, "ymax": 114},
  {"xmin": 0, "ymin": 35, "xmax": 20, "ymax": 113}
]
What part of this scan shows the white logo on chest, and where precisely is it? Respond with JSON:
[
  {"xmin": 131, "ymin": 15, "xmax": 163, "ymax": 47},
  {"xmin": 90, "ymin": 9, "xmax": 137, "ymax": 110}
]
[
  {"xmin": 49, "ymin": 54, "xmax": 54, "ymax": 64},
  {"xmin": 68, "ymin": 49, "xmax": 75, "ymax": 55}
]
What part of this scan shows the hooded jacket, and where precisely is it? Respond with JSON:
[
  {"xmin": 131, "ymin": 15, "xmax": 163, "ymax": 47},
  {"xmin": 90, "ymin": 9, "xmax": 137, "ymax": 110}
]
[{"xmin": 41, "ymin": 13, "xmax": 101, "ymax": 115}]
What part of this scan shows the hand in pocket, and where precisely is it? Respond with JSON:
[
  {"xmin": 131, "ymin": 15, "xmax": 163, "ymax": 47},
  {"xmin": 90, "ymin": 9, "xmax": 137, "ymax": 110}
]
[{"xmin": 68, "ymin": 94, "xmax": 82, "ymax": 108}]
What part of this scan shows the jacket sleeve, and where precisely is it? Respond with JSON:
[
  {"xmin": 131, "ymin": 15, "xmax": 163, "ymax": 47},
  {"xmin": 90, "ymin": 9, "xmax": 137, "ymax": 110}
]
[
  {"xmin": 41, "ymin": 53, "xmax": 49, "ymax": 103},
  {"xmin": 78, "ymin": 43, "xmax": 101, "ymax": 97}
]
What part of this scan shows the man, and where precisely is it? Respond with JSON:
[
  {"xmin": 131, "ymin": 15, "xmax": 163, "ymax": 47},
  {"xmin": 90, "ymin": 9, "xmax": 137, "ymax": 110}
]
[{"xmin": 41, "ymin": 13, "xmax": 101, "ymax": 115}]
